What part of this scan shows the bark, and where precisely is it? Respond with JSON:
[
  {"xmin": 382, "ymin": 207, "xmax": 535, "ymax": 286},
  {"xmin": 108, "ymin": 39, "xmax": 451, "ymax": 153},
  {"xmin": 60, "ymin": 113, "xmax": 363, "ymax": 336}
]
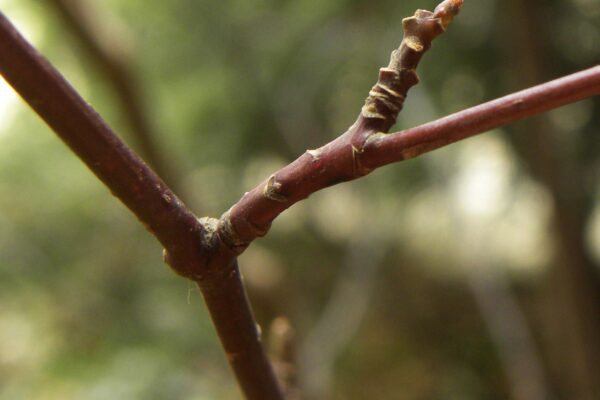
[
  {"xmin": 2, "ymin": 0, "xmax": 600, "ymax": 398},
  {"xmin": 501, "ymin": 1, "xmax": 600, "ymax": 397},
  {"xmin": 220, "ymin": 66, "xmax": 600, "ymax": 254}
]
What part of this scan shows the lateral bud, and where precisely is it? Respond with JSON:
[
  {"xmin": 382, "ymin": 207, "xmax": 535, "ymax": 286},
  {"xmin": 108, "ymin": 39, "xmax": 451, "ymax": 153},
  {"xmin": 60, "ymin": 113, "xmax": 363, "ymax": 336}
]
[{"xmin": 263, "ymin": 174, "xmax": 288, "ymax": 203}]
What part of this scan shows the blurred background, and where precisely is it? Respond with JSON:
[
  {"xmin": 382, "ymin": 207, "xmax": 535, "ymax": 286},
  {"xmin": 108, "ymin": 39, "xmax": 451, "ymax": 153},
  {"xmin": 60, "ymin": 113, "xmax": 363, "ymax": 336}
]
[{"xmin": 0, "ymin": 0, "xmax": 599, "ymax": 399}]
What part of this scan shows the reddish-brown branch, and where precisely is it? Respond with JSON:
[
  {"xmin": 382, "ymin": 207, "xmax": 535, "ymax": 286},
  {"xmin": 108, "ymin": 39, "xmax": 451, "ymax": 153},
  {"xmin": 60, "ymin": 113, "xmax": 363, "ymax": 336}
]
[
  {"xmin": 218, "ymin": 0, "xmax": 465, "ymax": 252},
  {"xmin": 367, "ymin": 65, "xmax": 600, "ymax": 166},
  {"xmin": 0, "ymin": 13, "xmax": 204, "ymax": 271},
  {"xmin": 219, "ymin": 66, "xmax": 600, "ymax": 252},
  {"xmin": 0, "ymin": 12, "xmax": 283, "ymax": 400}
]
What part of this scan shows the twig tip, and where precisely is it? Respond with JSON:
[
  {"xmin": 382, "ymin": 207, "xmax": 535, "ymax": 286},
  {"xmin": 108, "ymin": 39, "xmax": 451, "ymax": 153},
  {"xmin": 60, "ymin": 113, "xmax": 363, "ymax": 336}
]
[{"xmin": 434, "ymin": 0, "xmax": 464, "ymax": 28}]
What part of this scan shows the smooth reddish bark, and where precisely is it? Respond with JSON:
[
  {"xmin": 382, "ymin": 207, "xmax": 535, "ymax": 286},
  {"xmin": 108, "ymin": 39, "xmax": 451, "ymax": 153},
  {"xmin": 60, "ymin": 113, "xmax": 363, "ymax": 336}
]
[{"xmin": 221, "ymin": 65, "xmax": 600, "ymax": 251}]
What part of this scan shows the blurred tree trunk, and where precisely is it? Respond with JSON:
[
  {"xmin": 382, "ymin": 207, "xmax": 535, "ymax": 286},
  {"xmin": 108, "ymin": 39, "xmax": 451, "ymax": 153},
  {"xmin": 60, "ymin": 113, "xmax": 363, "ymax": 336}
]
[{"xmin": 500, "ymin": 0, "xmax": 600, "ymax": 397}]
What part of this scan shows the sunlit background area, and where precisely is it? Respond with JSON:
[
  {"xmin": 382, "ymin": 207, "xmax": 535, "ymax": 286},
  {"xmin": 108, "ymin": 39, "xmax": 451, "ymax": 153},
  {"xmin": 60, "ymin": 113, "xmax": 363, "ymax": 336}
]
[{"xmin": 1, "ymin": 0, "xmax": 599, "ymax": 399}]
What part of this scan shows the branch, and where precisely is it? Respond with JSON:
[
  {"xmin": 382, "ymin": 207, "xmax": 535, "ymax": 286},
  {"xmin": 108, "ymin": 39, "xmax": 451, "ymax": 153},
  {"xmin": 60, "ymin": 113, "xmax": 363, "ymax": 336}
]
[
  {"xmin": 368, "ymin": 66, "xmax": 600, "ymax": 166},
  {"xmin": 0, "ymin": 13, "xmax": 206, "ymax": 274},
  {"xmin": 218, "ymin": 0, "xmax": 465, "ymax": 252},
  {"xmin": 218, "ymin": 64, "xmax": 600, "ymax": 253},
  {"xmin": 0, "ymin": 12, "xmax": 283, "ymax": 400}
]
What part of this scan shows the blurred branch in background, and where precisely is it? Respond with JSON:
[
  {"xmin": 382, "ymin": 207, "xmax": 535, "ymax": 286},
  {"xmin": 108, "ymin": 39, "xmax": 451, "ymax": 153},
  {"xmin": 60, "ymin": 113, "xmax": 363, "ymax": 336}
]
[
  {"xmin": 417, "ymin": 80, "xmax": 552, "ymax": 400},
  {"xmin": 47, "ymin": 0, "xmax": 184, "ymax": 195},
  {"xmin": 268, "ymin": 317, "xmax": 300, "ymax": 400},
  {"xmin": 463, "ymin": 253, "xmax": 550, "ymax": 400},
  {"xmin": 446, "ymin": 171, "xmax": 552, "ymax": 400},
  {"xmin": 500, "ymin": 0, "xmax": 600, "ymax": 397},
  {"xmin": 298, "ymin": 234, "xmax": 386, "ymax": 400}
]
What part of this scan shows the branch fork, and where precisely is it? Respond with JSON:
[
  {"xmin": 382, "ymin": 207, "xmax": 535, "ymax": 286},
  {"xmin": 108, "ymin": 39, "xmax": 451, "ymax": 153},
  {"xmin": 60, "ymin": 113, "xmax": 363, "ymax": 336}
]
[{"xmin": 215, "ymin": 0, "xmax": 464, "ymax": 255}]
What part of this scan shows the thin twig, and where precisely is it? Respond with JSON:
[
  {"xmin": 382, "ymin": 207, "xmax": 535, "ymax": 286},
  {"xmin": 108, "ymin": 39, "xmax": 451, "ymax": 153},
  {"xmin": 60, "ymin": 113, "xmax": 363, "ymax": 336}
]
[
  {"xmin": 367, "ymin": 66, "xmax": 600, "ymax": 166},
  {"xmin": 0, "ymin": 12, "xmax": 283, "ymax": 400},
  {"xmin": 218, "ymin": 64, "xmax": 600, "ymax": 254},
  {"xmin": 218, "ymin": 0, "xmax": 465, "ymax": 252}
]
